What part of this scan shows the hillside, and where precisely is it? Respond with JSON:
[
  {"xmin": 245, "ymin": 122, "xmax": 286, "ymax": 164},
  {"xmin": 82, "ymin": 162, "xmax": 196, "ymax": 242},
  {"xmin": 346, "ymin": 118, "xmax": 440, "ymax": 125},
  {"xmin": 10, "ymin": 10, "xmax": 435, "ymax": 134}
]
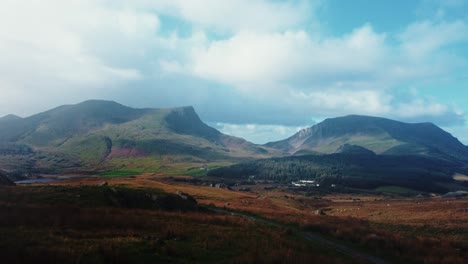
[
  {"xmin": 0, "ymin": 100, "xmax": 279, "ymax": 176},
  {"xmin": 208, "ymin": 153, "xmax": 468, "ymax": 192},
  {"xmin": 0, "ymin": 114, "xmax": 22, "ymax": 122},
  {"xmin": 266, "ymin": 115, "xmax": 468, "ymax": 161}
]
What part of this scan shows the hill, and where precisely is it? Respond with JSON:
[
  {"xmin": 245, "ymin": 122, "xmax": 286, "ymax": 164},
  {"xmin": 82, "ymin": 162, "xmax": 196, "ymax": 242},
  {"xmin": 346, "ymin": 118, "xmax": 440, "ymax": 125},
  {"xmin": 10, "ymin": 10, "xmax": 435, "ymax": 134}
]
[
  {"xmin": 0, "ymin": 100, "xmax": 279, "ymax": 176},
  {"xmin": 208, "ymin": 153, "xmax": 468, "ymax": 193},
  {"xmin": 0, "ymin": 114, "xmax": 21, "ymax": 122},
  {"xmin": 265, "ymin": 115, "xmax": 468, "ymax": 161}
]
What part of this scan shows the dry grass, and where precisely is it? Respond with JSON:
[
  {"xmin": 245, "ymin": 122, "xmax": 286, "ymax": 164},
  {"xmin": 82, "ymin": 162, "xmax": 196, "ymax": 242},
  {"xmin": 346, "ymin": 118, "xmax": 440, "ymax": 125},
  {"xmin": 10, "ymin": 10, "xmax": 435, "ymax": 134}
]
[
  {"xmin": 0, "ymin": 184, "xmax": 351, "ymax": 264},
  {"xmin": 18, "ymin": 174, "xmax": 468, "ymax": 263}
]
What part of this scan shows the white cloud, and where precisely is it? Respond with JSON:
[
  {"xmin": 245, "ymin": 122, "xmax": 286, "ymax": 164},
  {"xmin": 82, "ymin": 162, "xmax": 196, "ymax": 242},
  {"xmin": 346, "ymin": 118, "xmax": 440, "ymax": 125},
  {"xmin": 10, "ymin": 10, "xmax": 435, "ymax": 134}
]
[
  {"xmin": 394, "ymin": 99, "xmax": 449, "ymax": 118},
  {"xmin": 0, "ymin": 0, "xmax": 161, "ymax": 115},
  {"xmin": 191, "ymin": 25, "xmax": 388, "ymax": 86},
  {"xmin": 215, "ymin": 123, "xmax": 306, "ymax": 144},
  {"xmin": 182, "ymin": 20, "xmax": 468, "ymax": 124},
  {"xmin": 0, "ymin": 0, "xmax": 466, "ymax": 137},
  {"xmin": 399, "ymin": 20, "xmax": 468, "ymax": 59},
  {"xmin": 289, "ymin": 90, "xmax": 392, "ymax": 116},
  {"xmin": 141, "ymin": 0, "xmax": 314, "ymax": 33},
  {"xmin": 189, "ymin": 20, "xmax": 468, "ymax": 87}
]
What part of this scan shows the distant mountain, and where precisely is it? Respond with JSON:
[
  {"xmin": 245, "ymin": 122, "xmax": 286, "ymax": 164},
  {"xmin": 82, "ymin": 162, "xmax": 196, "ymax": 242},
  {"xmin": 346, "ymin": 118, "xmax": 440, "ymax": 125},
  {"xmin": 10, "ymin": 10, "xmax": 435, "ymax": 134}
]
[
  {"xmin": 266, "ymin": 115, "xmax": 468, "ymax": 161},
  {"xmin": 212, "ymin": 116, "xmax": 468, "ymax": 193},
  {"xmin": 0, "ymin": 100, "xmax": 279, "ymax": 175},
  {"xmin": 335, "ymin": 144, "xmax": 376, "ymax": 155},
  {"xmin": 0, "ymin": 114, "xmax": 22, "ymax": 122}
]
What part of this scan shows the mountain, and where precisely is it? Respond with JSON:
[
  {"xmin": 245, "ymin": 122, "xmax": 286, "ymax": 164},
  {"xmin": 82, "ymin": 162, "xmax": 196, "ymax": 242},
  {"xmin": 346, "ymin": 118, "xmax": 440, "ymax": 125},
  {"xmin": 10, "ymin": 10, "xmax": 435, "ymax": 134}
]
[
  {"xmin": 0, "ymin": 100, "xmax": 147, "ymax": 145},
  {"xmin": 212, "ymin": 115, "xmax": 468, "ymax": 193},
  {"xmin": 266, "ymin": 115, "xmax": 468, "ymax": 161},
  {"xmin": 0, "ymin": 100, "xmax": 279, "ymax": 176},
  {"xmin": 0, "ymin": 114, "xmax": 22, "ymax": 122},
  {"xmin": 335, "ymin": 144, "xmax": 376, "ymax": 155}
]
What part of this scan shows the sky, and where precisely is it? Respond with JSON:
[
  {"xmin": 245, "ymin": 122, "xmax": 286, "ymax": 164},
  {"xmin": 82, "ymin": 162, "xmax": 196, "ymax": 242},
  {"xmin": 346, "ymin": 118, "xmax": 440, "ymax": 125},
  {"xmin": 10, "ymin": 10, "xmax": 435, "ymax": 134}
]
[{"xmin": 1, "ymin": 0, "xmax": 468, "ymax": 144}]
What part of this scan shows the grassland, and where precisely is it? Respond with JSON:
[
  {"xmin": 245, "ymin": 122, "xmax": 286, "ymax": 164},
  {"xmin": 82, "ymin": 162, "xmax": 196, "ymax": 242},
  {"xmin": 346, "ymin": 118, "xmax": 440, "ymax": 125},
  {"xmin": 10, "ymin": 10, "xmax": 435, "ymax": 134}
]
[
  {"xmin": 3, "ymin": 174, "xmax": 468, "ymax": 263},
  {"xmin": 114, "ymin": 175, "xmax": 468, "ymax": 263},
  {"xmin": 0, "ymin": 184, "xmax": 354, "ymax": 264},
  {"xmin": 99, "ymin": 157, "xmax": 232, "ymax": 178}
]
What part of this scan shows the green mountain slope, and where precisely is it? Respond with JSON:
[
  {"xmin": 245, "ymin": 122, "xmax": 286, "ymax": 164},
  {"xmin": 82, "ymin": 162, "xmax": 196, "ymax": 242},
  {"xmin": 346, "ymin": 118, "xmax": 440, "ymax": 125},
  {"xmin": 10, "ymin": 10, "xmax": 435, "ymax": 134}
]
[
  {"xmin": 266, "ymin": 115, "xmax": 468, "ymax": 161},
  {"xmin": 0, "ymin": 100, "xmax": 279, "ymax": 175}
]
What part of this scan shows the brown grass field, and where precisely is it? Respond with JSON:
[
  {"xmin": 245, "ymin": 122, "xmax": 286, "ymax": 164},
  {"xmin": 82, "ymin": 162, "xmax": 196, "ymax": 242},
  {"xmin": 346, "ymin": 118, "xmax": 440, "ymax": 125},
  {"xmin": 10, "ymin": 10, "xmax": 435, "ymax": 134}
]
[{"xmin": 2, "ymin": 173, "xmax": 467, "ymax": 263}]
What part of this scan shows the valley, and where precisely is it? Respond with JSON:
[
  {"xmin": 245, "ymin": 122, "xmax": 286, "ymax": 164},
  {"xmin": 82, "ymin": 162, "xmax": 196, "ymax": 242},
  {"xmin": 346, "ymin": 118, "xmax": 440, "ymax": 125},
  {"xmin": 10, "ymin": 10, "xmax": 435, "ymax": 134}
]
[
  {"xmin": 1, "ymin": 100, "xmax": 468, "ymax": 263},
  {"xmin": 4, "ymin": 0, "xmax": 468, "ymax": 262}
]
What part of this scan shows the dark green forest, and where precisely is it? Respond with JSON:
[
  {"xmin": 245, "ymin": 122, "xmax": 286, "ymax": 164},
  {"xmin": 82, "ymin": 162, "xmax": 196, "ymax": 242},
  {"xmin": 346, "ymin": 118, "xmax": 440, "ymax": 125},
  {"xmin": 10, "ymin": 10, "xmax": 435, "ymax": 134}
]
[{"xmin": 208, "ymin": 153, "xmax": 468, "ymax": 192}]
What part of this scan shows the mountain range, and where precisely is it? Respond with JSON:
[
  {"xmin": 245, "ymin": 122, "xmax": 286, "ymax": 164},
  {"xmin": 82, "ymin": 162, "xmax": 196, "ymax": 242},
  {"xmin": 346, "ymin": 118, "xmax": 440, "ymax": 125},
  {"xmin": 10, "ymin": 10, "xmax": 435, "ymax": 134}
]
[
  {"xmin": 0, "ymin": 100, "xmax": 277, "ymax": 177},
  {"xmin": 212, "ymin": 116, "xmax": 468, "ymax": 192},
  {"xmin": 1, "ymin": 100, "xmax": 467, "ymax": 192}
]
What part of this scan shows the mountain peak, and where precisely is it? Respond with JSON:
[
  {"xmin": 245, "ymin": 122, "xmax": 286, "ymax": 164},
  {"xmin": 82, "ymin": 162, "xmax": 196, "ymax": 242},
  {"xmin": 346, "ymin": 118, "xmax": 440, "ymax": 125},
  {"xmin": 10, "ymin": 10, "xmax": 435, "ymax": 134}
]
[
  {"xmin": 165, "ymin": 105, "xmax": 220, "ymax": 140},
  {"xmin": 169, "ymin": 105, "xmax": 197, "ymax": 115},
  {"xmin": 0, "ymin": 114, "xmax": 22, "ymax": 122},
  {"xmin": 70, "ymin": 100, "xmax": 133, "ymax": 111},
  {"xmin": 266, "ymin": 114, "xmax": 468, "ymax": 160}
]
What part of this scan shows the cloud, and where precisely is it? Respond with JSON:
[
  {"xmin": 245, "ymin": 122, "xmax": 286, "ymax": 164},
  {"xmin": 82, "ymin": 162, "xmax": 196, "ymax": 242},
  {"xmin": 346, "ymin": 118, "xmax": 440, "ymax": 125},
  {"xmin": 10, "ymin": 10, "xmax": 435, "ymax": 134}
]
[
  {"xmin": 189, "ymin": 20, "xmax": 468, "ymax": 86},
  {"xmin": 180, "ymin": 20, "xmax": 467, "ymax": 126},
  {"xmin": 213, "ymin": 123, "xmax": 307, "ymax": 144},
  {"xmin": 0, "ymin": 0, "xmax": 159, "ymax": 115},
  {"xmin": 142, "ymin": 0, "xmax": 315, "ymax": 33},
  {"xmin": 289, "ymin": 90, "xmax": 392, "ymax": 116},
  {"xmin": 391, "ymin": 97, "xmax": 465, "ymax": 126},
  {"xmin": 0, "ymin": 0, "xmax": 467, "ymax": 142},
  {"xmin": 190, "ymin": 25, "xmax": 388, "ymax": 86},
  {"xmin": 399, "ymin": 20, "xmax": 468, "ymax": 59}
]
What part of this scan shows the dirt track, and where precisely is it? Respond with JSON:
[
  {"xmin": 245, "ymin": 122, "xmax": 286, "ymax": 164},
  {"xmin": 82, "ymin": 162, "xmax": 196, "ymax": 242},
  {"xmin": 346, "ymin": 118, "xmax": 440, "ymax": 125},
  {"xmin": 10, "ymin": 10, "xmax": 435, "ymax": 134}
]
[{"xmin": 213, "ymin": 208, "xmax": 389, "ymax": 264}]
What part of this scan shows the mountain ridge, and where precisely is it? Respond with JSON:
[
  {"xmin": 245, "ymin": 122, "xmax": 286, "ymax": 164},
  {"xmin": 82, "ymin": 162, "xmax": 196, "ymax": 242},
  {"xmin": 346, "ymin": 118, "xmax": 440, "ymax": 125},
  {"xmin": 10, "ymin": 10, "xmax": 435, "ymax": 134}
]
[
  {"xmin": 0, "ymin": 114, "xmax": 22, "ymax": 122},
  {"xmin": 2, "ymin": 102, "xmax": 468, "ymax": 179},
  {"xmin": 266, "ymin": 114, "xmax": 468, "ymax": 161},
  {"xmin": 0, "ymin": 100, "xmax": 279, "ymax": 176}
]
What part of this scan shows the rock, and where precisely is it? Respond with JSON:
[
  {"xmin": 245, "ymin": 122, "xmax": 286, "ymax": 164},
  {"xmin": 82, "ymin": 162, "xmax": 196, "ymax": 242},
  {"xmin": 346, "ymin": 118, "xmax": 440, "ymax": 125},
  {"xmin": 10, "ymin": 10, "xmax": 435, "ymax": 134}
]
[
  {"xmin": 97, "ymin": 182, "xmax": 108, "ymax": 187},
  {"xmin": 176, "ymin": 191, "xmax": 197, "ymax": 204},
  {"xmin": 314, "ymin": 209, "xmax": 325, "ymax": 216}
]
